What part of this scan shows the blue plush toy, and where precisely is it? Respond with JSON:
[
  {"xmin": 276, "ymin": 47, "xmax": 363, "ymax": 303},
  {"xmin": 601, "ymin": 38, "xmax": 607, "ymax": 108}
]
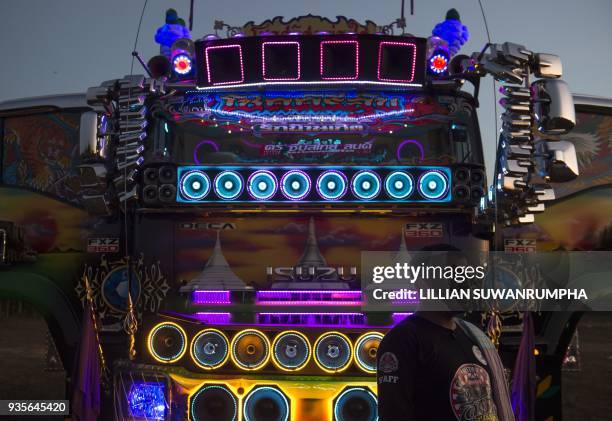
[
  {"xmin": 432, "ymin": 9, "xmax": 469, "ymax": 56},
  {"xmin": 155, "ymin": 8, "xmax": 191, "ymax": 57}
]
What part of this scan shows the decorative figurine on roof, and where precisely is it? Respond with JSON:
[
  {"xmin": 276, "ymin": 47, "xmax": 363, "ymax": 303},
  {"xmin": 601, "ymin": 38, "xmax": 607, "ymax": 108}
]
[
  {"xmin": 432, "ymin": 9, "xmax": 469, "ymax": 56},
  {"xmin": 155, "ymin": 8, "xmax": 191, "ymax": 57}
]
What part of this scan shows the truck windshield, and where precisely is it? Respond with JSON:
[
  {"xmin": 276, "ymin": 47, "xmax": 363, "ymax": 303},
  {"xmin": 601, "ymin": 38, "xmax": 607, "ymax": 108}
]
[{"xmin": 158, "ymin": 92, "xmax": 482, "ymax": 166}]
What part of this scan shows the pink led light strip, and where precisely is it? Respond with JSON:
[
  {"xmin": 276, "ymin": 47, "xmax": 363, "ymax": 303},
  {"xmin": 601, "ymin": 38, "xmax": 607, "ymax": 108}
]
[
  {"xmin": 205, "ymin": 44, "xmax": 244, "ymax": 85},
  {"xmin": 377, "ymin": 41, "xmax": 417, "ymax": 83},
  {"xmin": 262, "ymin": 41, "xmax": 301, "ymax": 81},
  {"xmin": 320, "ymin": 40, "xmax": 359, "ymax": 80}
]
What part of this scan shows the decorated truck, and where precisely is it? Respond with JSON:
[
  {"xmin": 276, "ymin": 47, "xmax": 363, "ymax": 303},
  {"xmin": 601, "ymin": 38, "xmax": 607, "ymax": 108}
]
[{"xmin": 1, "ymin": 11, "xmax": 609, "ymax": 421}]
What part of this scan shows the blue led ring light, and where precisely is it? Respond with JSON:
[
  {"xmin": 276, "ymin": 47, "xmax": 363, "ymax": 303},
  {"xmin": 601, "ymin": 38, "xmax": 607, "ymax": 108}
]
[
  {"xmin": 418, "ymin": 170, "xmax": 449, "ymax": 200},
  {"xmin": 243, "ymin": 387, "xmax": 290, "ymax": 421},
  {"xmin": 214, "ymin": 171, "xmax": 244, "ymax": 200},
  {"xmin": 180, "ymin": 170, "xmax": 211, "ymax": 201},
  {"xmin": 316, "ymin": 170, "xmax": 348, "ymax": 201},
  {"xmin": 334, "ymin": 388, "xmax": 378, "ymax": 421},
  {"xmin": 247, "ymin": 170, "xmax": 278, "ymax": 201},
  {"xmin": 385, "ymin": 171, "xmax": 414, "ymax": 200},
  {"xmin": 351, "ymin": 170, "xmax": 382, "ymax": 200},
  {"xmin": 280, "ymin": 170, "xmax": 311, "ymax": 200}
]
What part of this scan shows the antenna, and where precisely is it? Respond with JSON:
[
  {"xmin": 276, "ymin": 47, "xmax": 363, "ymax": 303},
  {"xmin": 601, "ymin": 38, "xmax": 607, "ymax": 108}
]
[{"xmin": 189, "ymin": 0, "xmax": 194, "ymax": 31}]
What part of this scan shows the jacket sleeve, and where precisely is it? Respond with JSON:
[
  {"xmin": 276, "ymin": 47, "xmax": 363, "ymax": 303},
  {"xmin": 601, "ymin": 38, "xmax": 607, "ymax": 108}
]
[{"xmin": 376, "ymin": 328, "xmax": 418, "ymax": 421}]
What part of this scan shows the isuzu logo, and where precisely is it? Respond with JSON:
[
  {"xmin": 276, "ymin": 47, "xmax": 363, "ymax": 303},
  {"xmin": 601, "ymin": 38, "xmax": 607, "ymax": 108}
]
[{"xmin": 266, "ymin": 266, "xmax": 357, "ymax": 282}]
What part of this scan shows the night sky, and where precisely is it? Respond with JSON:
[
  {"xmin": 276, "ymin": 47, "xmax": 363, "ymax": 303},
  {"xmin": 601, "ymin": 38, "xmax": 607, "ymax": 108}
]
[{"xmin": 1, "ymin": 0, "xmax": 611, "ymax": 176}]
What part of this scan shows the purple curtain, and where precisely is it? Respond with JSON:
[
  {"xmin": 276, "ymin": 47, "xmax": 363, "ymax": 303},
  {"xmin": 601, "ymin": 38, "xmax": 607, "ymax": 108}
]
[
  {"xmin": 511, "ymin": 311, "xmax": 536, "ymax": 421},
  {"xmin": 72, "ymin": 304, "xmax": 101, "ymax": 421}
]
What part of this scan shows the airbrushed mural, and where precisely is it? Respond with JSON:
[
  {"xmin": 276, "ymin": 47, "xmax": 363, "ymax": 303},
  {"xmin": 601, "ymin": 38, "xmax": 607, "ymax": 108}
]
[
  {"xmin": 506, "ymin": 111, "xmax": 612, "ymax": 251},
  {"xmin": 168, "ymin": 215, "xmax": 484, "ymax": 290}
]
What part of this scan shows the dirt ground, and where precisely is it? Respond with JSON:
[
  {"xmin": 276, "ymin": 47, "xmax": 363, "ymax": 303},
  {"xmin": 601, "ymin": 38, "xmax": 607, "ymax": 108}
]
[{"xmin": 0, "ymin": 312, "xmax": 611, "ymax": 420}]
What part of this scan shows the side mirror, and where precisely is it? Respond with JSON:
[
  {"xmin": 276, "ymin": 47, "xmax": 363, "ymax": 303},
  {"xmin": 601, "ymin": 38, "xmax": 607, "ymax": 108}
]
[
  {"xmin": 531, "ymin": 79, "xmax": 576, "ymax": 134},
  {"xmin": 536, "ymin": 140, "xmax": 579, "ymax": 182}
]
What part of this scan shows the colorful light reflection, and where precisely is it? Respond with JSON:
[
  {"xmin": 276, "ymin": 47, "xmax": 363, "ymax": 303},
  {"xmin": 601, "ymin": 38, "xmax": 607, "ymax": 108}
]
[{"xmin": 127, "ymin": 382, "xmax": 167, "ymax": 420}]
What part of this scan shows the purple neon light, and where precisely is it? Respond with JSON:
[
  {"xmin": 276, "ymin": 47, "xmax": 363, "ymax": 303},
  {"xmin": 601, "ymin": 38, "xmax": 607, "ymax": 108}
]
[
  {"xmin": 320, "ymin": 40, "xmax": 359, "ymax": 80},
  {"xmin": 257, "ymin": 290, "xmax": 361, "ymax": 301},
  {"xmin": 193, "ymin": 140, "xmax": 220, "ymax": 164},
  {"xmin": 195, "ymin": 312, "xmax": 232, "ymax": 324},
  {"xmin": 258, "ymin": 312, "xmax": 366, "ymax": 326},
  {"xmin": 391, "ymin": 312, "xmax": 413, "ymax": 324},
  {"xmin": 377, "ymin": 41, "xmax": 417, "ymax": 83},
  {"xmin": 205, "ymin": 44, "xmax": 245, "ymax": 85},
  {"xmin": 262, "ymin": 41, "xmax": 301, "ymax": 81},
  {"xmin": 192, "ymin": 290, "xmax": 231, "ymax": 304},
  {"xmin": 396, "ymin": 139, "xmax": 425, "ymax": 163}
]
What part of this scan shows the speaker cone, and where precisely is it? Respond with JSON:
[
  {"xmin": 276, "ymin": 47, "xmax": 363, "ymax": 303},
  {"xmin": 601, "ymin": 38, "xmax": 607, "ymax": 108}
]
[
  {"xmin": 214, "ymin": 171, "xmax": 244, "ymax": 200},
  {"xmin": 453, "ymin": 167, "xmax": 470, "ymax": 184},
  {"xmin": 351, "ymin": 171, "xmax": 381, "ymax": 200},
  {"xmin": 158, "ymin": 184, "xmax": 176, "ymax": 203},
  {"xmin": 180, "ymin": 170, "xmax": 211, "ymax": 201},
  {"xmin": 243, "ymin": 386, "xmax": 290, "ymax": 421},
  {"xmin": 452, "ymin": 185, "xmax": 470, "ymax": 203},
  {"xmin": 333, "ymin": 387, "xmax": 378, "ymax": 421},
  {"xmin": 354, "ymin": 332, "xmax": 383, "ymax": 373},
  {"xmin": 384, "ymin": 171, "xmax": 413, "ymax": 200},
  {"xmin": 272, "ymin": 331, "xmax": 311, "ymax": 371},
  {"xmin": 280, "ymin": 170, "xmax": 311, "ymax": 200},
  {"xmin": 470, "ymin": 169, "xmax": 485, "ymax": 185},
  {"xmin": 143, "ymin": 167, "xmax": 159, "ymax": 185},
  {"xmin": 190, "ymin": 384, "xmax": 238, "ymax": 421},
  {"xmin": 418, "ymin": 170, "xmax": 449, "ymax": 200},
  {"xmin": 158, "ymin": 165, "xmax": 177, "ymax": 184},
  {"xmin": 147, "ymin": 322, "xmax": 187, "ymax": 363},
  {"xmin": 316, "ymin": 170, "xmax": 348, "ymax": 200},
  {"xmin": 471, "ymin": 186, "xmax": 485, "ymax": 200},
  {"xmin": 191, "ymin": 329, "xmax": 230, "ymax": 370},
  {"xmin": 314, "ymin": 332, "xmax": 352, "ymax": 373},
  {"xmin": 142, "ymin": 185, "xmax": 159, "ymax": 205},
  {"xmin": 231, "ymin": 329, "xmax": 270, "ymax": 370}
]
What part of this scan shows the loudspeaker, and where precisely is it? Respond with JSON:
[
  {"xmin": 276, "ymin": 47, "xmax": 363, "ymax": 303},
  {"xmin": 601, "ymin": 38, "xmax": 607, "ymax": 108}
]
[
  {"xmin": 158, "ymin": 165, "xmax": 177, "ymax": 184},
  {"xmin": 192, "ymin": 329, "xmax": 229, "ymax": 370},
  {"xmin": 158, "ymin": 184, "xmax": 176, "ymax": 204},
  {"xmin": 142, "ymin": 185, "xmax": 159, "ymax": 205},
  {"xmin": 333, "ymin": 388, "xmax": 378, "ymax": 421},
  {"xmin": 272, "ymin": 331, "xmax": 310, "ymax": 371},
  {"xmin": 190, "ymin": 384, "xmax": 238, "ymax": 421},
  {"xmin": 314, "ymin": 332, "xmax": 352, "ymax": 372},
  {"xmin": 231, "ymin": 330, "xmax": 270, "ymax": 370},
  {"xmin": 452, "ymin": 185, "xmax": 470, "ymax": 203},
  {"xmin": 143, "ymin": 167, "xmax": 159, "ymax": 185},
  {"xmin": 453, "ymin": 167, "xmax": 470, "ymax": 185},
  {"xmin": 243, "ymin": 386, "xmax": 290, "ymax": 421},
  {"xmin": 148, "ymin": 323, "xmax": 186, "ymax": 363},
  {"xmin": 354, "ymin": 333, "xmax": 383, "ymax": 373}
]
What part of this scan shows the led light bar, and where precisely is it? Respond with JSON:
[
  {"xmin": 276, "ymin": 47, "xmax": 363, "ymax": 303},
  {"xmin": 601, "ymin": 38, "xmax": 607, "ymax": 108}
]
[
  {"xmin": 192, "ymin": 290, "xmax": 231, "ymax": 304},
  {"xmin": 256, "ymin": 290, "xmax": 362, "ymax": 305}
]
